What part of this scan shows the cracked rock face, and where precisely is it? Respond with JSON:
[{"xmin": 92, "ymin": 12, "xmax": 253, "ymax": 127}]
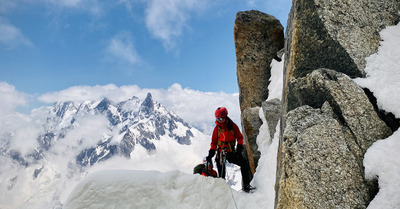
[
  {"xmin": 278, "ymin": 103, "xmax": 370, "ymax": 208},
  {"xmin": 276, "ymin": 0, "xmax": 399, "ymax": 207},
  {"xmin": 276, "ymin": 69, "xmax": 392, "ymax": 209},
  {"xmin": 287, "ymin": 69, "xmax": 391, "ymax": 154},
  {"xmin": 284, "ymin": 0, "xmax": 400, "ymax": 80}
]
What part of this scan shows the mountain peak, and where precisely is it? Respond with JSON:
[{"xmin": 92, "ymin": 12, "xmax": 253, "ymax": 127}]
[
  {"xmin": 143, "ymin": 92, "xmax": 153, "ymax": 105},
  {"xmin": 96, "ymin": 97, "xmax": 113, "ymax": 113},
  {"xmin": 140, "ymin": 93, "xmax": 154, "ymax": 115}
]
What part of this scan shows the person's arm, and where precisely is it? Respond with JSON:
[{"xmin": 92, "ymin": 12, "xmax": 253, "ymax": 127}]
[
  {"xmin": 207, "ymin": 126, "xmax": 218, "ymax": 163},
  {"xmin": 210, "ymin": 126, "xmax": 218, "ymax": 150}
]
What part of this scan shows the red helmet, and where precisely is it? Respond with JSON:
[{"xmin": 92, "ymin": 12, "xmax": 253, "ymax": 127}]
[{"xmin": 215, "ymin": 107, "xmax": 228, "ymax": 118}]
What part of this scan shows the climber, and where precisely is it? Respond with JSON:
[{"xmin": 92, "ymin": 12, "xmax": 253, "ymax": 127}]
[
  {"xmin": 193, "ymin": 157, "xmax": 218, "ymax": 177},
  {"xmin": 206, "ymin": 107, "xmax": 254, "ymax": 192}
]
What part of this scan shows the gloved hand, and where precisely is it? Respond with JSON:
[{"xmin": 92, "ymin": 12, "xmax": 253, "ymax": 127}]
[
  {"xmin": 236, "ymin": 144, "xmax": 243, "ymax": 154},
  {"xmin": 206, "ymin": 149, "xmax": 216, "ymax": 163}
]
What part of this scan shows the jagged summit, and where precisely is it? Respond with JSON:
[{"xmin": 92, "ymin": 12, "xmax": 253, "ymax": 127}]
[
  {"xmin": 140, "ymin": 92, "xmax": 155, "ymax": 116},
  {"xmin": 142, "ymin": 92, "xmax": 154, "ymax": 108},
  {"xmin": 96, "ymin": 97, "xmax": 114, "ymax": 113},
  {"xmin": 3, "ymin": 95, "xmax": 197, "ymax": 167}
]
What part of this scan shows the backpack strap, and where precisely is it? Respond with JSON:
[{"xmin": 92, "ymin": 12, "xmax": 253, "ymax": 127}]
[
  {"xmin": 217, "ymin": 126, "xmax": 235, "ymax": 138},
  {"xmin": 217, "ymin": 126, "xmax": 236, "ymax": 152}
]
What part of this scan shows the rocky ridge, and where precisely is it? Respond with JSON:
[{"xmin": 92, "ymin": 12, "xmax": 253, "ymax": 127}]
[{"xmin": 235, "ymin": 1, "xmax": 400, "ymax": 208}]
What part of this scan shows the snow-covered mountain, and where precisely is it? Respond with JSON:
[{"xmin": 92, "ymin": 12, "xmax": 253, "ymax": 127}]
[
  {"xmin": 9, "ymin": 92, "xmax": 194, "ymax": 167},
  {"xmin": 0, "ymin": 92, "xmax": 210, "ymax": 209}
]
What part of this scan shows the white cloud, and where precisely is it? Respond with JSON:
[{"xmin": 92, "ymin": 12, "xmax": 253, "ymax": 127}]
[
  {"xmin": 0, "ymin": 18, "xmax": 33, "ymax": 49},
  {"xmin": 9, "ymin": 117, "xmax": 42, "ymax": 156},
  {"xmin": 0, "ymin": 82, "xmax": 28, "ymax": 117},
  {"xmin": 150, "ymin": 83, "xmax": 240, "ymax": 131},
  {"xmin": 52, "ymin": 114, "xmax": 110, "ymax": 153},
  {"xmin": 38, "ymin": 84, "xmax": 142, "ymax": 103},
  {"xmin": 144, "ymin": 0, "xmax": 208, "ymax": 50},
  {"xmin": 106, "ymin": 31, "xmax": 141, "ymax": 66},
  {"xmin": 0, "ymin": 82, "xmax": 40, "ymax": 155},
  {"xmin": 38, "ymin": 83, "xmax": 240, "ymax": 132}
]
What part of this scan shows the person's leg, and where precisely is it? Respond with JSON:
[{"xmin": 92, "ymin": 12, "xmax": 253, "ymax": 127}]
[{"xmin": 226, "ymin": 152, "xmax": 251, "ymax": 186}]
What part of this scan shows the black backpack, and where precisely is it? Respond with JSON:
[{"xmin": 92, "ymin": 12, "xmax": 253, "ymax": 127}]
[{"xmin": 193, "ymin": 164, "xmax": 205, "ymax": 174}]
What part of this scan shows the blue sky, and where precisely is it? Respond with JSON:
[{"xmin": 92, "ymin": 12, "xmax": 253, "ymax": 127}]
[
  {"xmin": 0, "ymin": 0, "xmax": 291, "ymax": 125},
  {"xmin": 0, "ymin": 0, "xmax": 290, "ymax": 95}
]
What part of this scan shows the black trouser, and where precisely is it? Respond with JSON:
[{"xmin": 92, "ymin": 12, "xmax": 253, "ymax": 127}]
[{"xmin": 215, "ymin": 151, "xmax": 251, "ymax": 186}]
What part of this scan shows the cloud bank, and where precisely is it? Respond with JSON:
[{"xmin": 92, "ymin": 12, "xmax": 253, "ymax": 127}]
[
  {"xmin": 0, "ymin": 82, "xmax": 239, "ymax": 134},
  {"xmin": 37, "ymin": 83, "xmax": 240, "ymax": 132}
]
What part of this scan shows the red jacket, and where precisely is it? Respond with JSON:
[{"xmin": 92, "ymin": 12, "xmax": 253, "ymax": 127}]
[{"xmin": 210, "ymin": 120, "xmax": 243, "ymax": 151}]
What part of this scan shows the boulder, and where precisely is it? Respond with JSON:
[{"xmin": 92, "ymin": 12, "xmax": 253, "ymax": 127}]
[
  {"xmin": 235, "ymin": 10, "xmax": 284, "ymax": 111},
  {"xmin": 276, "ymin": 103, "xmax": 372, "ymax": 208}
]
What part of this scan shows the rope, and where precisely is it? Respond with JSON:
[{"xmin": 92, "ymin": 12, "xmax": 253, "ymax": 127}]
[{"xmin": 221, "ymin": 150, "xmax": 239, "ymax": 209}]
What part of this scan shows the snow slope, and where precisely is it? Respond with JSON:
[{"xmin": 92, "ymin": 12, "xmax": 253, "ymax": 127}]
[
  {"xmin": 64, "ymin": 52, "xmax": 284, "ymax": 209},
  {"xmin": 64, "ymin": 23, "xmax": 400, "ymax": 209},
  {"xmin": 65, "ymin": 133, "xmax": 278, "ymax": 209},
  {"xmin": 65, "ymin": 170, "xmax": 238, "ymax": 209}
]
